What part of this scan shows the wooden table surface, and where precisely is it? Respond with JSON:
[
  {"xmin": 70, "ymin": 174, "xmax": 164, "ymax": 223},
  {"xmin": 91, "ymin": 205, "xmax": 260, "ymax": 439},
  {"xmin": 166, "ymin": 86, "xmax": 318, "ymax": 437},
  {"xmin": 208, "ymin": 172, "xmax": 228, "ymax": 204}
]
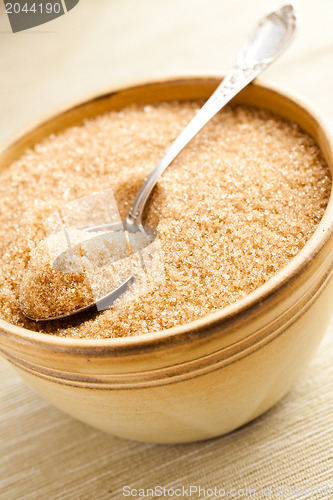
[{"xmin": 1, "ymin": 1, "xmax": 333, "ymax": 498}]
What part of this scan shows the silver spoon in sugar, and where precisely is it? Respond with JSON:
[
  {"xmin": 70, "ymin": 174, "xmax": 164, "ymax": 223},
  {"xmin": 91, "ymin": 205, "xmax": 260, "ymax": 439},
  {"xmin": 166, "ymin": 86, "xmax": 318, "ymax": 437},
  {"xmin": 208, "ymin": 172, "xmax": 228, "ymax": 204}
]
[{"xmin": 20, "ymin": 4, "xmax": 297, "ymax": 321}]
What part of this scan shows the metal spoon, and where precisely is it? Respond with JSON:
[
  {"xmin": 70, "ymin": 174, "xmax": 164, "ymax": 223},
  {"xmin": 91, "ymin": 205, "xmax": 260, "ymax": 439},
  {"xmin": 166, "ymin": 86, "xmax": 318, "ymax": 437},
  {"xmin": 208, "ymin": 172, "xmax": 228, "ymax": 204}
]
[{"xmin": 22, "ymin": 4, "xmax": 297, "ymax": 321}]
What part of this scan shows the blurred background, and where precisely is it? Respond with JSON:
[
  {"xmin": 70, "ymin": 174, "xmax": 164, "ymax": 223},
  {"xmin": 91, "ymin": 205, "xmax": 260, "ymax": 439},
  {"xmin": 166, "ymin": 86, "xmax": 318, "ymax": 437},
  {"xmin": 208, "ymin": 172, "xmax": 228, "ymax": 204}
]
[{"xmin": 0, "ymin": 0, "xmax": 332, "ymax": 143}]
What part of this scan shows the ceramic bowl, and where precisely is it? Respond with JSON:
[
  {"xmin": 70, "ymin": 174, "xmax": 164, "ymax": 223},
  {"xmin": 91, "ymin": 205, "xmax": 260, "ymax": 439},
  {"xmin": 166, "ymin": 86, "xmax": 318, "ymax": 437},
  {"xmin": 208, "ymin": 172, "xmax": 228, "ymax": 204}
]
[{"xmin": 1, "ymin": 77, "xmax": 333, "ymax": 443}]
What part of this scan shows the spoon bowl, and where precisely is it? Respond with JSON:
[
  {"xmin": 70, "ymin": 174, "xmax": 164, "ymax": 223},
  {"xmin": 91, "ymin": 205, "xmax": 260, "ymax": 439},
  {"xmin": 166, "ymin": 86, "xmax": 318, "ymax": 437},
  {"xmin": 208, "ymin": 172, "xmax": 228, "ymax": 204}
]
[{"xmin": 20, "ymin": 4, "xmax": 297, "ymax": 321}]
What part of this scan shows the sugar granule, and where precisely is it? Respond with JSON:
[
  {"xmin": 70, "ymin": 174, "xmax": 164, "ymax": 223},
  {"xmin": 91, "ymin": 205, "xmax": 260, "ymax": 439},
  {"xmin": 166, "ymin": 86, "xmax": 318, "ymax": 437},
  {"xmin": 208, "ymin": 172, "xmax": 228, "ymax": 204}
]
[{"xmin": 0, "ymin": 102, "xmax": 331, "ymax": 338}]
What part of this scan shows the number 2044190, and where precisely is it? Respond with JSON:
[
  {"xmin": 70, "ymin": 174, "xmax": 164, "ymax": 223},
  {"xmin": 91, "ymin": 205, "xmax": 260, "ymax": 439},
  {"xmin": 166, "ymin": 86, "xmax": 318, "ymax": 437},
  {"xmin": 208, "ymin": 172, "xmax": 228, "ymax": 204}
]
[{"xmin": 5, "ymin": 3, "xmax": 62, "ymax": 14}]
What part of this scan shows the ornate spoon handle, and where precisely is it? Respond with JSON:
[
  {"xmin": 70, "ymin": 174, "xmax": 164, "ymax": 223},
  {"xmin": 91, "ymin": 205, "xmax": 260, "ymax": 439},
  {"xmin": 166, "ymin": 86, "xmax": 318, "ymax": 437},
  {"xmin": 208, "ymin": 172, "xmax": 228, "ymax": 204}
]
[{"xmin": 127, "ymin": 4, "xmax": 297, "ymax": 227}]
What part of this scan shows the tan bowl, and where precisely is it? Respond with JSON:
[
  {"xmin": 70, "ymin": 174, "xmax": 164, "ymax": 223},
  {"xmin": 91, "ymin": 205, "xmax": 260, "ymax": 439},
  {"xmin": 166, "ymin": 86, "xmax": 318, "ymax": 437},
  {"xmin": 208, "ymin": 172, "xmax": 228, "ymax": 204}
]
[{"xmin": 1, "ymin": 77, "xmax": 333, "ymax": 444}]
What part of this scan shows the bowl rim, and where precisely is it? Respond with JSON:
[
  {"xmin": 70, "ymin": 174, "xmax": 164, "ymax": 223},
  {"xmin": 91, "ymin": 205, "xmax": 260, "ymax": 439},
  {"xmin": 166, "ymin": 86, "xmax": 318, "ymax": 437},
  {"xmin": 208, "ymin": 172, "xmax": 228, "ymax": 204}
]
[{"xmin": 0, "ymin": 75, "xmax": 333, "ymax": 352}]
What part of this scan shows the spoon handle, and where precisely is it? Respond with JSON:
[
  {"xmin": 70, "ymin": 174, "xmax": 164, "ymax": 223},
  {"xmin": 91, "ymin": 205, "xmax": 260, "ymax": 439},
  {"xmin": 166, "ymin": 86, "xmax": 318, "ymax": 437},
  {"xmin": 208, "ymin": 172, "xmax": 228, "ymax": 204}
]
[{"xmin": 127, "ymin": 4, "xmax": 296, "ymax": 227}]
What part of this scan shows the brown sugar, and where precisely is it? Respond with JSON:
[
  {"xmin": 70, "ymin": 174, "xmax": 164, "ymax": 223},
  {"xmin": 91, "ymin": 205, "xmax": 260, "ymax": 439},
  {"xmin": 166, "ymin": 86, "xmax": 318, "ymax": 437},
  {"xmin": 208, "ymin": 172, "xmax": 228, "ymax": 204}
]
[
  {"xmin": 0, "ymin": 102, "xmax": 331, "ymax": 338},
  {"xmin": 19, "ymin": 230, "xmax": 95, "ymax": 320},
  {"xmin": 19, "ymin": 227, "xmax": 157, "ymax": 320}
]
